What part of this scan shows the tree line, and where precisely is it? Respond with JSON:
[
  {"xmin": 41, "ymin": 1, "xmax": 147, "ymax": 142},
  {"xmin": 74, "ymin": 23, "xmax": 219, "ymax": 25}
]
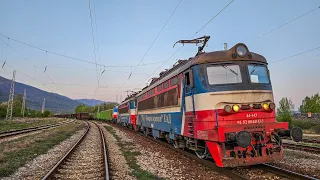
[
  {"xmin": 277, "ymin": 93, "xmax": 320, "ymax": 127},
  {"xmin": 74, "ymin": 102, "xmax": 118, "ymax": 113},
  {"xmin": 0, "ymin": 94, "xmax": 52, "ymax": 119}
]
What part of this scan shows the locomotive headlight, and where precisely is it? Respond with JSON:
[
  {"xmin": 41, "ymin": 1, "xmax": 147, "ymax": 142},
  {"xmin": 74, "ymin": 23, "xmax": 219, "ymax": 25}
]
[
  {"xmin": 233, "ymin": 105, "xmax": 240, "ymax": 112},
  {"xmin": 236, "ymin": 45, "xmax": 247, "ymax": 57},
  {"xmin": 224, "ymin": 105, "xmax": 232, "ymax": 113},
  {"xmin": 263, "ymin": 103, "xmax": 269, "ymax": 110},
  {"xmin": 269, "ymin": 103, "xmax": 276, "ymax": 110}
]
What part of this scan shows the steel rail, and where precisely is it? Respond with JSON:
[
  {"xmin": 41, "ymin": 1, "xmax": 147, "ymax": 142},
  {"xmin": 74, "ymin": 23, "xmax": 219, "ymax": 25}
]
[
  {"xmin": 93, "ymin": 122, "xmax": 110, "ymax": 180},
  {"xmin": 0, "ymin": 119, "xmax": 75, "ymax": 139},
  {"xmin": 42, "ymin": 121, "xmax": 90, "ymax": 180},
  {"xmin": 257, "ymin": 164, "xmax": 319, "ymax": 180},
  {"xmin": 104, "ymin": 122, "xmax": 246, "ymax": 180},
  {"xmin": 282, "ymin": 142, "xmax": 320, "ymax": 154}
]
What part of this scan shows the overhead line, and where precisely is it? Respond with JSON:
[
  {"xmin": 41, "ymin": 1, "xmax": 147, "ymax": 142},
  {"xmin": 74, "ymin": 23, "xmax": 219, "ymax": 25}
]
[
  {"xmin": 0, "ymin": 33, "xmax": 164, "ymax": 68},
  {"xmin": 270, "ymin": 45, "xmax": 320, "ymax": 64},
  {"xmin": 257, "ymin": 5, "xmax": 320, "ymax": 39},
  {"xmin": 116, "ymin": 0, "xmax": 183, "ymax": 93},
  {"xmin": 134, "ymin": 0, "xmax": 235, "ymax": 90},
  {"xmin": 88, "ymin": 0, "xmax": 100, "ymax": 87},
  {"xmin": 192, "ymin": 0, "xmax": 235, "ymax": 38}
]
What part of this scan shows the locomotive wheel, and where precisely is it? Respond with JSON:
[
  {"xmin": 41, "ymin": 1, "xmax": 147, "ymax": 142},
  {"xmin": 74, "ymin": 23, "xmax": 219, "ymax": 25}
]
[{"xmin": 195, "ymin": 147, "xmax": 208, "ymax": 159}]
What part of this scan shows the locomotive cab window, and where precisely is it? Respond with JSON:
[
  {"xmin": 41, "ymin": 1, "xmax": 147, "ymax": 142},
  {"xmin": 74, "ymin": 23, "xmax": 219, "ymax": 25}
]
[
  {"xmin": 207, "ymin": 64, "xmax": 242, "ymax": 85},
  {"xmin": 248, "ymin": 65, "xmax": 270, "ymax": 84}
]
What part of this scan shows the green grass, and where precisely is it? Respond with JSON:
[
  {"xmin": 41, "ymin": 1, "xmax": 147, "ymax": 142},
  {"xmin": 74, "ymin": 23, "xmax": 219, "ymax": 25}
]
[
  {"xmin": 0, "ymin": 121, "xmax": 85, "ymax": 177},
  {"xmin": 104, "ymin": 125, "xmax": 160, "ymax": 180},
  {"xmin": 0, "ymin": 118, "xmax": 63, "ymax": 133}
]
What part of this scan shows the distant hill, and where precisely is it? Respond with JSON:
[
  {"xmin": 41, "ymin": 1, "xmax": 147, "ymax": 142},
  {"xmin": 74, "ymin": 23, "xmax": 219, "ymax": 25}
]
[
  {"xmin": 76, "ymin": 99, "xmax": 108, "ymax": 106},
  {"xmin": 0, "ymin": 76, "xmax": 82, "ymax": 113}
]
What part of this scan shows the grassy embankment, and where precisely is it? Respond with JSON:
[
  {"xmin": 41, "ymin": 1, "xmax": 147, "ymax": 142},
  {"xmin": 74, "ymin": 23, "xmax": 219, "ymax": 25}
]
[
  {"xmin": 0, "ymin": 121, "xmax": 86, "ymax": 177},
  {"xmin": 105, "ymin": 125, "xmax": 160, "ymax": 180},
  {"xmin": 0, "ymin": 118, "xmax": 64, "ymax": 133}
]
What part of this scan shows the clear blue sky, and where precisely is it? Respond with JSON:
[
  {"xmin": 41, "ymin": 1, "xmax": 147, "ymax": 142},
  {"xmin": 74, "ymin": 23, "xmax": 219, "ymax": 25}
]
[{"xmin": 0, "ymin": 0, "xmax": 319, "ymax": 109}]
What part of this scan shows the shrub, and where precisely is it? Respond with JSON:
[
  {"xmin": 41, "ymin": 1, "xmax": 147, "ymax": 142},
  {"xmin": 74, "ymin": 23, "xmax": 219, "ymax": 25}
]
[
  {"xmin": 312, "ymin": 125, "xmax": 320, "ymax": 134},
  {"xmin": 291, "ymin": 119, "xmax": 315, "ymax": 129}
]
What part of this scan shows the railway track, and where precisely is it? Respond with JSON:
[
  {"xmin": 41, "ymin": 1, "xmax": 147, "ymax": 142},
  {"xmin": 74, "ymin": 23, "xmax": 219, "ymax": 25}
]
[
  {"xmin": 256, "ymin": 164, "xmax": 318, "ymax": 180},
  {"xmin": 42, "ymin": 121, "xmax": 109, "ymax": 180},
  {"xmin": 283, "ymin": 137, "xmax": 320, "ymax": 144},
  {"xmin": 282, "ymin": 142, "xmax": 320, "ymax": 154},
  {"xmin": 104, "ymin": 122, "xmax": 319, "ymax": 180},
  {"xmin": 0, "ymin": 119, "xmax": 75, "ymax": 139}
]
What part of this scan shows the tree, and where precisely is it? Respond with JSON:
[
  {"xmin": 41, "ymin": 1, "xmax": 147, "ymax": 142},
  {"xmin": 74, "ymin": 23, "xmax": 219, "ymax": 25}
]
[
  {"xmin": 43, "ymin": 110, "xmax": 52, "ymax": 117},
  {"xmin": 277, "ymin": 97, "xmax": 294, "ymax": 125},
  {"xmin": 299, "ymin": 93, "xmax": 320, "ymax": 113}
]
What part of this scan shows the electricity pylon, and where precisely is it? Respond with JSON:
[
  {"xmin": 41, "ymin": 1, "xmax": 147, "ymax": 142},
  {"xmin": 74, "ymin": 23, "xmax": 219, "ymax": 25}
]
[
  {"xmin": 6, "ymin": 70, "xmax": 16, "ymax": 120},
  {"xmin": 41, "ymin": 98, "xmax": 45, "ymax": 113},
  {"xmin": 21, "ymin": 88, "xmax": 26, "ymax": 117}
]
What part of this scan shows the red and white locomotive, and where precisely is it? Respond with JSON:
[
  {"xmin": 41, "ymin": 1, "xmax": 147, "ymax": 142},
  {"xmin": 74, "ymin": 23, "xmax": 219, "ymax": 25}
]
[{"xmin": 115, "ymin": 36, "xmax": 302, "ymax": 167}]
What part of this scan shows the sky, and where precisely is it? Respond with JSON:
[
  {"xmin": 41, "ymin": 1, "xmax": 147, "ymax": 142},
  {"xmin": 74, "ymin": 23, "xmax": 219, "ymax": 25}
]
[{"xmin": 0, "ymin": 0, "xmax": 319, "ymax": 109}]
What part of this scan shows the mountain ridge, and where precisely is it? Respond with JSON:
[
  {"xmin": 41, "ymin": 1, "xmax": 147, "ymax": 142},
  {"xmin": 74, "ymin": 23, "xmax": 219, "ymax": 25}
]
[{"xmin": 0, "ymin": 76, "xmax": 82, "ymax": 113}]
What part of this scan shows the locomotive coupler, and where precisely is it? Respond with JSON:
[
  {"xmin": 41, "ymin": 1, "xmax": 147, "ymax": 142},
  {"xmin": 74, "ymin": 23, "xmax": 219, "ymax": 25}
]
[{"xmin": 276, "ymin": 127, "xmax": 303, "ymax": 142}]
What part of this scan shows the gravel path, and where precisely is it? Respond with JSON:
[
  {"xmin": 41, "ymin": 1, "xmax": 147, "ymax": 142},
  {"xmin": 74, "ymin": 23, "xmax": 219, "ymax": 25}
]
[
  {"xmin": 97, "ymin": 123, "xmax": 135, "ymax": 180},
  {"xmin": 52, "ymin": 122, "xmax": 104, "ymax": 179},
  {"xmin": 101, "ymin": 122, "xmax": 230, "ymax": 180},
  {"xmin": 1, "ymin": 123, "xmax": 86, "ymax": 180}
]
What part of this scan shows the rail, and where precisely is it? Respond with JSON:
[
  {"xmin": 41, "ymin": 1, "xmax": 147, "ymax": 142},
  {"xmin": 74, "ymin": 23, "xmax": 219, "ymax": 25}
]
[
  {"xmin": 0, "ymin": 119, "xmax": 75, "ymax": 139},
  {"xmin": 257, "ymin": 164, "xmax": 319, "ymax": 180}
]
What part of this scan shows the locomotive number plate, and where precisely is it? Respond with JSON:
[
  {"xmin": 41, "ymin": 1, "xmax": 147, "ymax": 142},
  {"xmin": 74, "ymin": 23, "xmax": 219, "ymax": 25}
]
[{"xmin": 237, "ymin": 119, "xmax": 264, "ymax": 125}]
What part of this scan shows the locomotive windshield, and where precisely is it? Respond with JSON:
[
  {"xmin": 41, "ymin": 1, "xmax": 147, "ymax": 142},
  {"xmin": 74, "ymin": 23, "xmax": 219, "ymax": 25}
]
[
  {"xmin": 248, "ymin": 64, "xmax": 270, "ymax": 84},
  {"xmin": 207, "ymin": 64, "xmax": 242, "ymax": 85}
]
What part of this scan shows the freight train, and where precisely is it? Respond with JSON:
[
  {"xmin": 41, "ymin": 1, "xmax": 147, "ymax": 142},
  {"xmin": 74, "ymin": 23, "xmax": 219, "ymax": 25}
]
[
  {"xmin": 54, "ymin": 112, "xmax": 90, "ymax": 120},
  {"xmin": 112, "ymin": 37, "xmax": 303, "ymax": 167}
]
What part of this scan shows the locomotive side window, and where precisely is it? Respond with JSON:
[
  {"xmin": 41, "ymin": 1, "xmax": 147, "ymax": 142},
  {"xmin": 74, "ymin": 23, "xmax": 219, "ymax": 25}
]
[
  {"xmin": 170, "ymin": 76, "xmax": 178, "ymax": 86},
  {"xmin": 157, "ymin": 84, "xmax": 162, "ymax": 91},
  {"xmin": 248, "ymin": 65, "xmax": 270, "ymax": 84},
  {"xmin": 207, "ymin": 65, "xmax": 242, "ymax": 85},
  {"xmin": 164, "ymin": 81, "xmax": 169, "ymax": 89}
]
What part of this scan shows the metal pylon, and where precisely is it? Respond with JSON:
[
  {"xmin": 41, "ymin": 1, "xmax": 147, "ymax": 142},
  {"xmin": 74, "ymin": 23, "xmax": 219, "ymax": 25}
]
[
  {"xmin": 6, "ymin": 70, "xmax": 16, "ymax": 120},
  {"xmin": 41, "ymin": 98, "xmax": 45, "ymax": 113},
  {"xmin": 21, "ymin": 88, "xmax": 26, "ymax": 117}
]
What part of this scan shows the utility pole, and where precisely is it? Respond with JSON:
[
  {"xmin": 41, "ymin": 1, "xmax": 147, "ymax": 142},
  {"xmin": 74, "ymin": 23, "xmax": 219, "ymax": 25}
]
[
  {"xmin": 6, "ymin": 70, "xmax": 16, "ymax": 120},
  {"xmin": 41, "ymin": 98, "xmax": 45, "ymax": 113},
  {"xmin": 97, "ymin": 105, "xmax": 100, "ymax": 113},
  {"xmin": 21, "ymin": 88, "xmax": 26, "ymax": 117}
]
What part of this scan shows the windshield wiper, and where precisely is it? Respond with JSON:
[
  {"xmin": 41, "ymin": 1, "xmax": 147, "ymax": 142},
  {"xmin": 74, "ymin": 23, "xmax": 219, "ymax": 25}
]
[
  {"xmin": 221, "ymin": 65, "xmax": 238, "ymax": 76},
  {"xmin": 250, "ymin": 65, "xmax": 258, "ymax": 75}
]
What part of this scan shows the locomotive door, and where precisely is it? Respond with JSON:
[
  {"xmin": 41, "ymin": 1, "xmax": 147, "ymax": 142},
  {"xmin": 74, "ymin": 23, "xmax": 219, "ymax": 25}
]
[{"xmin": 184, "ymin": 70, "xmax": 196, "ymax": 137}]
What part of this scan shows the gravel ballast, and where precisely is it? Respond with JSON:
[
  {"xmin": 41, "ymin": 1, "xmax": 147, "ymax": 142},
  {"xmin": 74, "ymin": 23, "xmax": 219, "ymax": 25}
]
[
  {"xmin": 272, "ymin": 149, "xmax": 320, "ymax": 178},
  {"xmin": 101, "ymin": 122, "xmax": 230, "ymax": 180},
  {"xmin": 98, "ymin": 123, "xmax": 135, "ymax": 180},
  {"xmin": 1, "ymin": 123, "xmax": 87, "ymax": 180}
]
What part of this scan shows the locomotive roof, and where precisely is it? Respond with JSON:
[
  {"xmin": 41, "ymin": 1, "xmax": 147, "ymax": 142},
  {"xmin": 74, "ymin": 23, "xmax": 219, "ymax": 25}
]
[{"xmin": 136, "ymin": 43, "xmax": 267, "ymax": 97}]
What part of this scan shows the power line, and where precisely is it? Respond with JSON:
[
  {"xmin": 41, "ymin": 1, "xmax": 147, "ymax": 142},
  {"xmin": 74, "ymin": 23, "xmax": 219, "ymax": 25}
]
[
  {"xmin": 134, "ymin": 0, "xmax": 235, "ymax": 90},
  {"xmin": 192, "ymin": 0, "xmax": 235, "ymax": 38},
  {"xmin": 270, "ymin": 45, "xmax": 320, "ymax": 64},
  {"xmin": 117, "ymin": 0, "xmax": 183, "ymax": 93},
  {"xmin": 257, "ymin": 5, "xmax": 320, "ymax": 39},
  {"xmin": 88, "ymin": 0, "xmax": 100, "ymax": 87},
  {"xmin": 0, "ymin": 33, "xmax": 165, "ymax": 68}
]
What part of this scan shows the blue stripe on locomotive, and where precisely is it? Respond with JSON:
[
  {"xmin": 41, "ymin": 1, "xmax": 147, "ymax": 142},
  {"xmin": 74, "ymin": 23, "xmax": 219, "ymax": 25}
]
[
  {"xmin": 113, "ymin": 106, "xmax": 118, "ymax": 113},
  {"xmin": 138, "ymin": 112, "xmax": 182, "ymax": 138}
]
